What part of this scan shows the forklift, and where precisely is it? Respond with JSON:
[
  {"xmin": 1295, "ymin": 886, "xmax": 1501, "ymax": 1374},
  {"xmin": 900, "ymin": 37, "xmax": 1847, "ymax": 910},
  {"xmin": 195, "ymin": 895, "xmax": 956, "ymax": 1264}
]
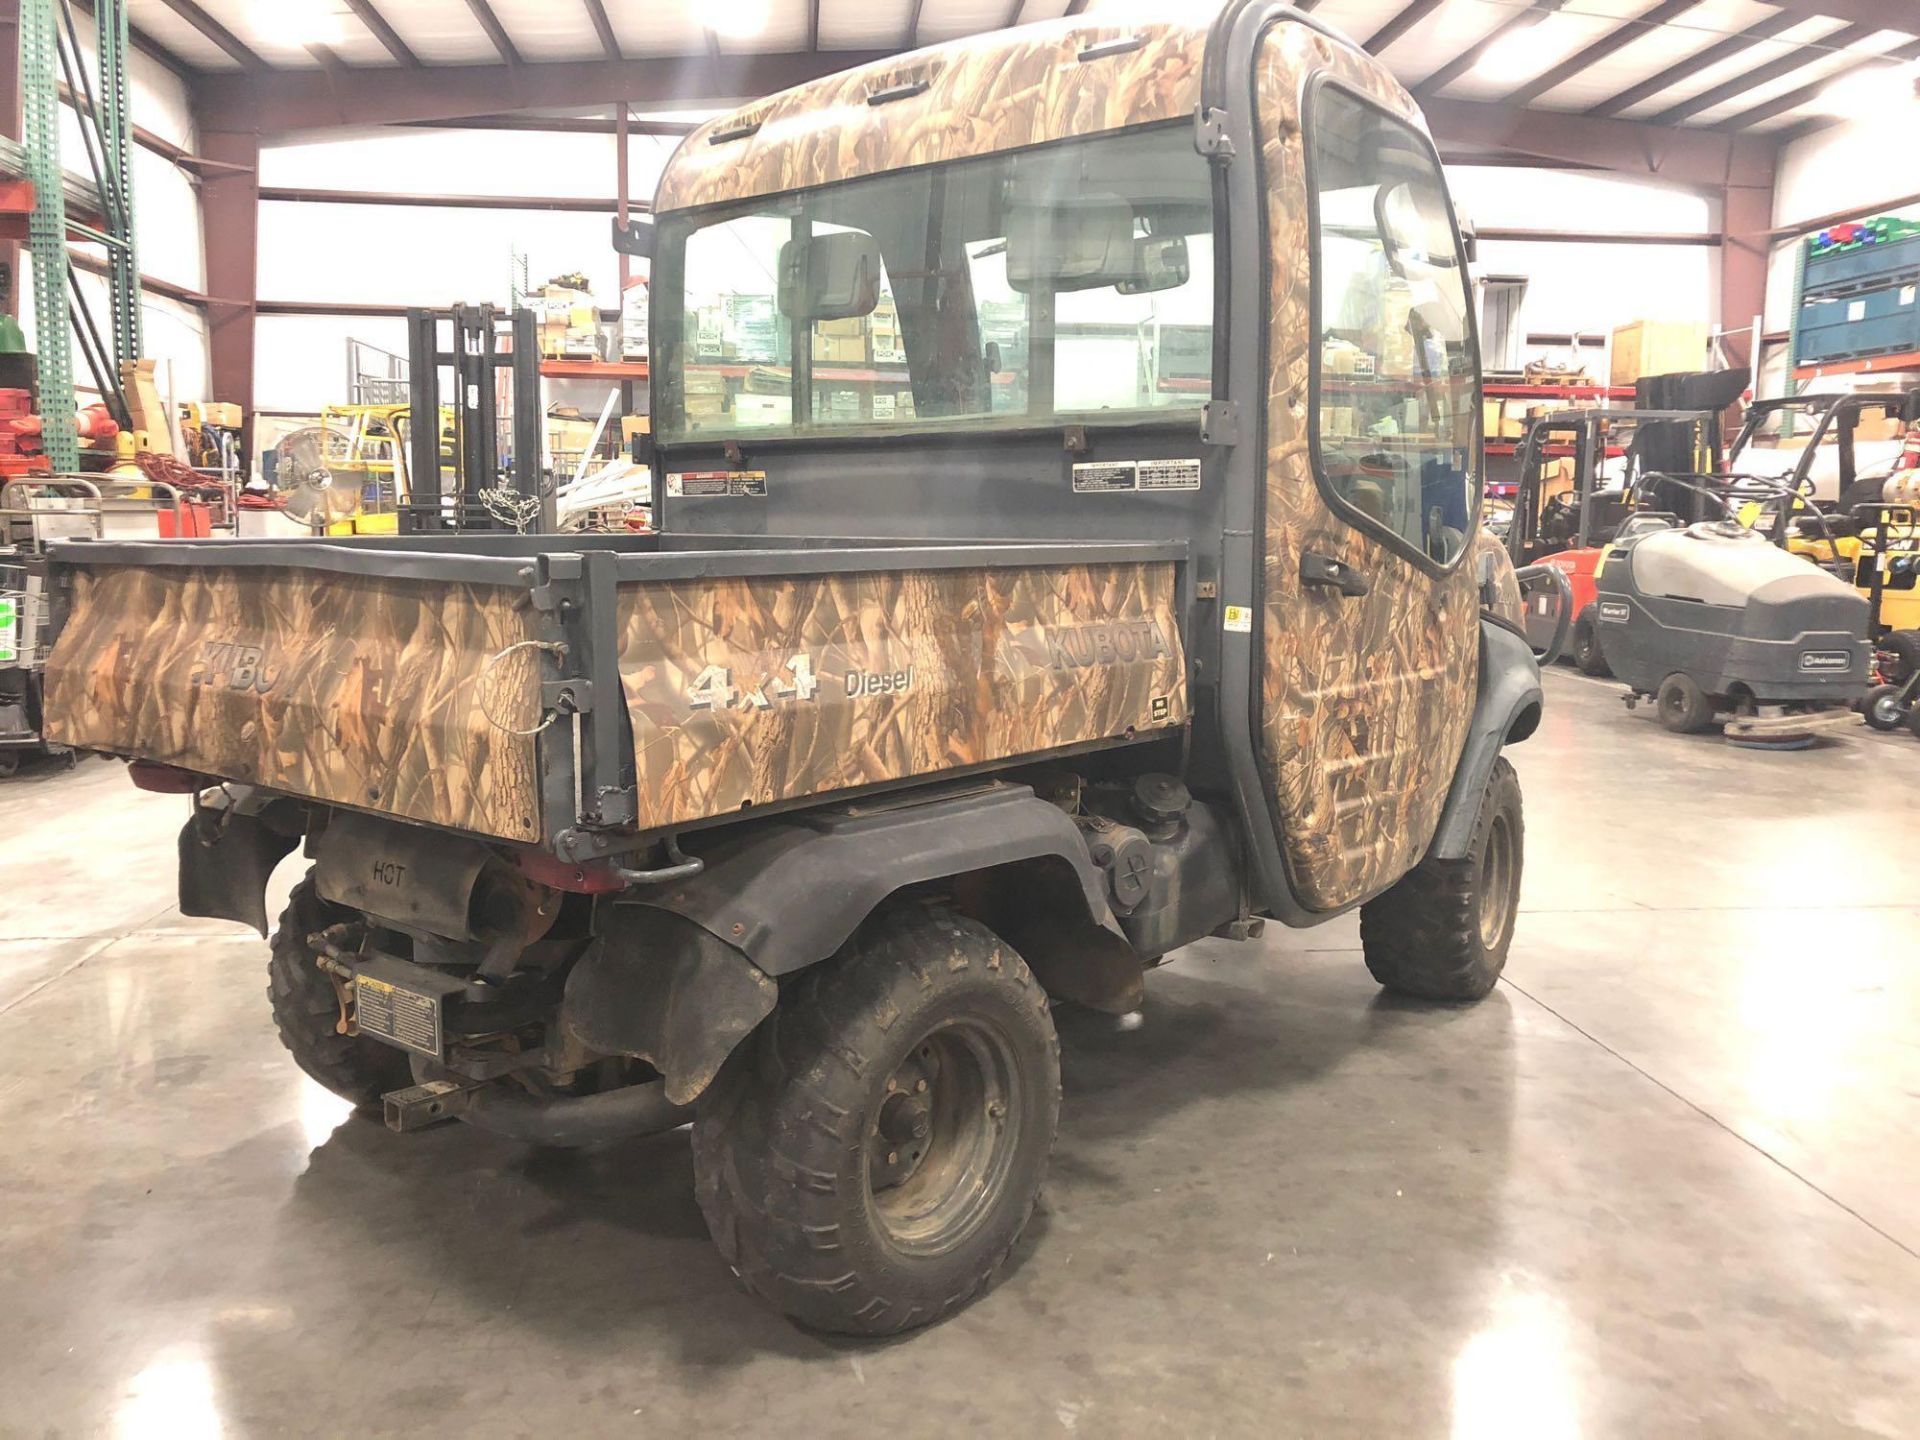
[
  {"xmin": 1505, "ymin": 407, "xmax": 1729, "ymax": 674},
  {"xmin": 1727, "ymin": 389, "xmax": 1916, "ymax": 510}
]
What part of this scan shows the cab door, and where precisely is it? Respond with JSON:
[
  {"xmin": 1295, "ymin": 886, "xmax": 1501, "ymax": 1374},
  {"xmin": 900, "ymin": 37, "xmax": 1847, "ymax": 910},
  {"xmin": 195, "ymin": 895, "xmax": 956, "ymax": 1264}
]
[{"xmin": 1254, "ymin": 40, "xmax": 1482, "ymax": 912}]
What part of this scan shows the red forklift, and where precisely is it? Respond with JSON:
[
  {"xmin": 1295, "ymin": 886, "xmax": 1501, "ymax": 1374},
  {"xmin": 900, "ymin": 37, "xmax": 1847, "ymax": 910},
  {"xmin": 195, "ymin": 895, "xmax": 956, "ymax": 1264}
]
[{"xmin": 1504, "ymin": 408, "xmax": 1730, "ymax": 674}]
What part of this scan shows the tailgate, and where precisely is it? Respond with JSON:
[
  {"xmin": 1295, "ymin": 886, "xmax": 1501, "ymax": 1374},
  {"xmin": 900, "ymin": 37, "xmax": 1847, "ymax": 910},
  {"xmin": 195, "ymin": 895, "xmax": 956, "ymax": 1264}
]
[{"xmin": 43, "ymin": 563, "xmax": 545, "ymax": 842}]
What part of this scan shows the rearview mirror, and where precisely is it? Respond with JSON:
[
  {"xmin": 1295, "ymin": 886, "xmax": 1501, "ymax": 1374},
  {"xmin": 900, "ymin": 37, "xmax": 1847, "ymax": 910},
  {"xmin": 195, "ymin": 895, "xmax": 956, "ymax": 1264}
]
[
  {"xmin": 1117, "ymin": 234, "xmax": 1190, "ymax": 295},
  {"xmin": 1008, "ymin": 194, "xmax": 1134, "ymax": 293},
  {"xmin": 777, "ymin": 230, "xmax": 882, "ymax": 322}
]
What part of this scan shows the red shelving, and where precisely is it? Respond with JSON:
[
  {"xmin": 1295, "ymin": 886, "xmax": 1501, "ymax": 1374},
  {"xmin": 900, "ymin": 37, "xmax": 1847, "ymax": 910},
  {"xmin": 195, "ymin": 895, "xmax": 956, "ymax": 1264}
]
[
  {"xmin": 1483, "ymin": 383, "xmax": 1635, "ymax": 401},
  {"xmin": 539, "ymin": 358, "xmax": 648, "ymax": 379}
]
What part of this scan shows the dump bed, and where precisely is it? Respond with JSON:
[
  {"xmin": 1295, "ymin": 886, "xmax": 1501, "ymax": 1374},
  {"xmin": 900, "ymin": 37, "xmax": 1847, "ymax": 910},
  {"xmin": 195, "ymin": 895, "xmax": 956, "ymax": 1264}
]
[{"xmin": 41, "ymin": 534, "xmax": 1188, "ymax": 851}]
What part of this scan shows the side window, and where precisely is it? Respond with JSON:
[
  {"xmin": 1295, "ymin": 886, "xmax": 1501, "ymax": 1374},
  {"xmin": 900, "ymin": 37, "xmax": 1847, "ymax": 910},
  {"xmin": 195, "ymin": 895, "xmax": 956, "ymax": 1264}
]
[{"xmin": 1309, "ymin": 87, "xmax": 1477, "ymax": 565}]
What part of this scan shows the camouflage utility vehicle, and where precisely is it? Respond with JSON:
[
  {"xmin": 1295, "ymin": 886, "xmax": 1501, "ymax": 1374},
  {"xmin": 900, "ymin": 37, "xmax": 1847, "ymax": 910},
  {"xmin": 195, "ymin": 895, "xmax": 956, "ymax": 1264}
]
[{"xmin": 41, "ymin": 4, "xmax": 1552, "ymax": 1334}]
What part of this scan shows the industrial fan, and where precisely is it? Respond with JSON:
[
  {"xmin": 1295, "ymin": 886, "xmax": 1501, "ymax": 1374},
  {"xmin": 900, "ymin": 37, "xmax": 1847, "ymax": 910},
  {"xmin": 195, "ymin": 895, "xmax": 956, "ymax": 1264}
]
[{"xmin": 270, "ymin": 426, "xmax": 364, "ymax": 529}]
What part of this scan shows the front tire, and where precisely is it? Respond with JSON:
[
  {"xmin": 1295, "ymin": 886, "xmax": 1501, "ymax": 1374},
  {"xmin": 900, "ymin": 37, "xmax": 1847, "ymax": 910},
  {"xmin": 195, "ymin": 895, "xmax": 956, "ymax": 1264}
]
[
  {"xmin": 1360, "ymin": 756, "xmax": 1523, "ymax": 1002},
  {"xmin": 692, "ymin": 902, "xmax": 1060, "ymax": 1336},
  {"xmin": 268, "ymin": 876, "xmax": 412, "ymax": 1113},
  {"xmin": 1656, "ymin": 672, "xmax": 1714, "ymax": 733},
  {"xmin": 1572, "ymin": 607, "xmax": 1610, "ymax": 676}
]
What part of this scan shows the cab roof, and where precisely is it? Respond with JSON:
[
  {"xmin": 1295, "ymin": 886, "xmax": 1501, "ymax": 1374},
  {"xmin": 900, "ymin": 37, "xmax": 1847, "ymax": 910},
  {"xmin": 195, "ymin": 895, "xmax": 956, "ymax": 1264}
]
[{"xmin": 653, "ymin": 17, "xmax": 1215, "ymax": 214}]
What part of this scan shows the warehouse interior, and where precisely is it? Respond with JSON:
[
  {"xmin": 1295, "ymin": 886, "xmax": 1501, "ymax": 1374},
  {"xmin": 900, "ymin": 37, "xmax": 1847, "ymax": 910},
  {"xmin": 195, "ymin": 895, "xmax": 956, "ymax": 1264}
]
[{"xmin": 2, "ymin": 0, "xmax": 1919, "ymax": 1433}]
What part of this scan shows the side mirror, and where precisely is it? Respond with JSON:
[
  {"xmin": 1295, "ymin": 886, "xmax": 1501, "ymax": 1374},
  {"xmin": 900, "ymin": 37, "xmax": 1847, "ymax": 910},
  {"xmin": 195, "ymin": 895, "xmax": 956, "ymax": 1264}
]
[
  {"xmin": 1117, "ymin": 233, "xmax": 1190, "ymax": 295},
  {"xmin": 611, "ymin": 214, "xmax": 654, "ymax": 258},
  {"xmin": 778, "ymin": 230, "xmax": 881, "ymax": 322},
  {"xmin": 1007, "ymin": 194, "xmax": 1134, "ymax": 293}
]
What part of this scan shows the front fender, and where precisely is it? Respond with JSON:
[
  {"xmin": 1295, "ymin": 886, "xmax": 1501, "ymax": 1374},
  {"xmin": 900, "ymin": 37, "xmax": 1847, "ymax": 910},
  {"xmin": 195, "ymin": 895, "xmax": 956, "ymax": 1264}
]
[{"xmin": 1427, "ymin": 619, "xmax": 1542, "ymax": 862}]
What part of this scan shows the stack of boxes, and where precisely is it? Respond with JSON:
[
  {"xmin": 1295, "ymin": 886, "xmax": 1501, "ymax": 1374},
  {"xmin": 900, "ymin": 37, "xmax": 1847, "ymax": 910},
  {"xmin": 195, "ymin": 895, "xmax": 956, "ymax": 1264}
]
[
  {"xmin": 539, "ymin": 280, "xmax": 600, "ymax": 359},
  {"xmin": 683, "ymin": 371, "xmax": 730, "ymax": 428},
  {"xmin": 621, "ymin": 276, "xmax": 649, "ymax": 362}
]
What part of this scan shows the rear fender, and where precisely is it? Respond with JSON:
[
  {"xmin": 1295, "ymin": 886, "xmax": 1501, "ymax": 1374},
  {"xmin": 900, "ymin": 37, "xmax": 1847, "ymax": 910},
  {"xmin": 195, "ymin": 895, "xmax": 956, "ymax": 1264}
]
[{"xmin": 565, "ymin": 783, "xmax": 1139, "ymax": 1101}]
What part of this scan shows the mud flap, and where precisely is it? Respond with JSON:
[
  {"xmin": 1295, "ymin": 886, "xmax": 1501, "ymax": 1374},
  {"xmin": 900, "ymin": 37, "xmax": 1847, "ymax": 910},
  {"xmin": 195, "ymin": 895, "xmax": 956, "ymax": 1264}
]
[
  {"xmin": 559, "ymin": 906, "xmax": 778, "ymax": 1106},
  {"xmin": 177, "ymin": 808, "xmax": 300, "ymax": 937}
]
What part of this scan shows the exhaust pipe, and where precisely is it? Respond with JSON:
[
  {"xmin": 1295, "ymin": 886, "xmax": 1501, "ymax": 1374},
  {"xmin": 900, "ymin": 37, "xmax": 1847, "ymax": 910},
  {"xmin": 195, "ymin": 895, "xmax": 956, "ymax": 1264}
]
[{"xmin": 385, "ymin": 1076, "xmax": 693, "ymax": 1147}]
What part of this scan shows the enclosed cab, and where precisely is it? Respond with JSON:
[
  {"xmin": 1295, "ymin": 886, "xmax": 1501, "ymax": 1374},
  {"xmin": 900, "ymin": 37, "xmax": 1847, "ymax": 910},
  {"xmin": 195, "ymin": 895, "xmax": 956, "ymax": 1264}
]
[{"xmin": 39, "ymin": 5, "xmax": 1546, "ymax": 1335}]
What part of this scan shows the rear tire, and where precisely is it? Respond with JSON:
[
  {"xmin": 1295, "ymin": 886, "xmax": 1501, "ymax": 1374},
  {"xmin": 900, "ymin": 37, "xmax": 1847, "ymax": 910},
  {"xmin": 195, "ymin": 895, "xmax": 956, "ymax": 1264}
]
[
  {"xmin": 692, "ymin": 902, "xmax": 1060, "ymax": 1336},
  {"xmin": 267, "ymin": 876, "xmax": 412, "ymax": 1114},
  {"xmin": 1864, "ymin": 684, "xmax": 1907, "ymax": 732},
  {"xmin": 1656, "ymin": 673, "xmax": 1714, "ymax": 734},
  {"xmin": 1572, "ymin": 608, "xmax": 1610, "ymax": 676},
  {"xmin": 1360, "ymin": 756, "xmax": 1523, "ymax": 1003}
]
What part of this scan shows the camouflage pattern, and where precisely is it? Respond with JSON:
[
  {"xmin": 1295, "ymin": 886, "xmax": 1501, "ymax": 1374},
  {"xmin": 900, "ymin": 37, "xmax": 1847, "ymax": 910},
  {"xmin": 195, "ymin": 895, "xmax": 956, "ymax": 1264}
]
[
  {"xmin": 654, "ymin": 18, "xmax": 1206, "ymax": 213},
  {"xmin": 43, "ymin": 566, "xmax": 545, "ymax": 842},
  {"xmin": 1474, "ymin": 530, "xmax": 1526, "ymax": 629},
  {"xmin": 1256, "ymin": 25, "xmax": 1480, "ymax": 912},
  {"xmin": 613, "ymin": 561, "xmax": 1186, "ymax": 830}
]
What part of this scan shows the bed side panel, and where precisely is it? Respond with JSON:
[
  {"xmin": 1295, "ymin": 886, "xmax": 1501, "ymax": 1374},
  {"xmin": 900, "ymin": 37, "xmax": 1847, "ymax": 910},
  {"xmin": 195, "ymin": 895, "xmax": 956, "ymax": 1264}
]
[
  {"xmin": 615, "ymin": 560, "xmax": 1186, "ymax": 830},
  {"xmin": 43, "ymin": 565, "xmax": 544, "ymax": 842}
]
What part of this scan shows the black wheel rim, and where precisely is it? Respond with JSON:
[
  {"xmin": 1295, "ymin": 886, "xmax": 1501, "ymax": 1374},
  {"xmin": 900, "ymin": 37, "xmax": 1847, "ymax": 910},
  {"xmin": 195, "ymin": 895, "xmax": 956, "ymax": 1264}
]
[
  {"xmin": 867, "ymin": 1017, "xmax": 1022, "ymax": 1257},
  {"xmin": 1477, "ymin": 812, "xmax": 1516, "ymax": 951}
]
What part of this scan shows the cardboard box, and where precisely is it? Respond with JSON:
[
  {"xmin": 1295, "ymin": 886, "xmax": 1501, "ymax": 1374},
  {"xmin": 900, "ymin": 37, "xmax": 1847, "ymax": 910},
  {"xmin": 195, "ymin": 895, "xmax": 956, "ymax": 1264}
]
[
  {"xmin": 734, "ymin": 393, "xmax": 792, "ymax": 425},
  {"xmin": 620, "ymin": 415, "xmax": 651, "ymax": 443},
  {"xmin": 1610, "ymin": 320, "xmax": 1707, "ymax": 387},
  {"xmin": 813, "ymin": 332, "xmax": 867, "ymax": 366}
]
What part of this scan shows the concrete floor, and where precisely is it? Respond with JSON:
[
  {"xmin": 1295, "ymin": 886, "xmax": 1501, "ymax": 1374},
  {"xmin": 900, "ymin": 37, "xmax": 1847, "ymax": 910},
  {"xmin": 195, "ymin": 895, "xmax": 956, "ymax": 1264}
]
[{"xmin": 3, "ymin": 669, "xmax": 1919, "ymax": 1437}]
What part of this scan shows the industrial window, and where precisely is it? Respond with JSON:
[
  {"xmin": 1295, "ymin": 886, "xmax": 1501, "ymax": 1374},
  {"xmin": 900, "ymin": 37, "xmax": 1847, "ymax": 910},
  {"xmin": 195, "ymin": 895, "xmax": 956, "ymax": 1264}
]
[{"xmin": 1308, "ymin": 85, "xmax": 1478, "ymax": 566}]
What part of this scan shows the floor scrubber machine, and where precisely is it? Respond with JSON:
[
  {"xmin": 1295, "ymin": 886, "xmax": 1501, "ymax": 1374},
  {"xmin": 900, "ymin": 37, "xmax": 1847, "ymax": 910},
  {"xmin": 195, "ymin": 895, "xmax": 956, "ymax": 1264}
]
[{"xmin": 1593, "ymin": 475, "xmax": 1870, "ymax": 747}]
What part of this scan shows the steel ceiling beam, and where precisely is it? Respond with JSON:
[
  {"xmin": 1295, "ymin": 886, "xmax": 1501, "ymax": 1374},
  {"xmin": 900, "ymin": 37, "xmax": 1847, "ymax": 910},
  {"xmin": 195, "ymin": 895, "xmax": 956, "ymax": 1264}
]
[
  {"xmin": 1002, "ymin": 1, "xmax": 1024, "ymax": 26},
  {"xmin": 155, "ymin": 0, "xmax": 264, "ymax": 71},
  {"xmin": 905, "ymin": 0, "xmax": 927, "ymax": 49},
  {"xmin": 462, "ymin": 0, "xmax": 522, "ymax": 68},
  {"xmin": 71, "ymin": 0, "xmax": 198, "ymax": 79},
  {"xmin": 1416, "ymin": 0, "xmax": 1567, "ymax": 98},
  {"xmin": 809, "ymin": 0, "xmax": 822, "ymax": 49},
  {"xmin": 1501, "ymin": 0, "xmax": 1704, "ymax": 109},
  {"xmin": 1647, "ymin": 19, "xmax": 1872, "ymax": 125},
  {"xmin": 1756, "ymin": 0, "xmax": 1915, "ymax": 27},
  {"xmin": 1715, "ymin": 33, "xmax": 1920, "ymax": 131},
  {"xmin": 1586, "ymin": 9, "xmax": 1798, "ymax": 116},
  {"xmin": 582, "ymin": 0, "xmax": 620, "ymax": 61},
  {"xmin": 193, "ymin": 49, "xmax": 899, "ymax": 133},
  {"xmin": 342, "ymin": 0, "xmax": 418, "ymax": 68},
  {"xmin": 1366, "ymin": 0, "xmax": 1445, "ymax": 55},
  {"xmin": 1420, "ymin": 95, "xmax": 1777, "ymax": 192}
]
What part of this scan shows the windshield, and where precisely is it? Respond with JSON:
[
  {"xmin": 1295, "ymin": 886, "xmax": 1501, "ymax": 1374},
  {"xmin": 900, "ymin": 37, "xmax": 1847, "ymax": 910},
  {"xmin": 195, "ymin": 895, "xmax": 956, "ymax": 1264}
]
[{"xmin": 654, "ymin": 124, "xmax": 1214, "ymax": 440}]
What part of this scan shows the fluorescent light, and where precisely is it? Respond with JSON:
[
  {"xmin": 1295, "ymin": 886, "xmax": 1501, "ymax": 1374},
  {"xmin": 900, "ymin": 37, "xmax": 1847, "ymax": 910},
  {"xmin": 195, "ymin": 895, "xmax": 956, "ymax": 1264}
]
[
  {"xmin": 251, "ymin": 0, "xmax": 344, "ymax": 49},
  {"xmin": 1813, "ymin": 59, "xmax": 1920, "ymax": 120},
  {"xmin": 708, "ymin": 0, "xmax": 772, "ymax": 41},
  {"xmin": 1475, "ymin": 18, "xmax": 1560, "ymax": 82}
]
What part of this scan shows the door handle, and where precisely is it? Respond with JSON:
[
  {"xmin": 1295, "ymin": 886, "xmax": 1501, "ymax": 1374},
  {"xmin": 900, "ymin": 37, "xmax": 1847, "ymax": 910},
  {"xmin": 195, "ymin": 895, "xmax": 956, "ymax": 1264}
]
[{"xmin": 1300, "ymin": 552, "xmax": 1370, "ymax": 597}]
